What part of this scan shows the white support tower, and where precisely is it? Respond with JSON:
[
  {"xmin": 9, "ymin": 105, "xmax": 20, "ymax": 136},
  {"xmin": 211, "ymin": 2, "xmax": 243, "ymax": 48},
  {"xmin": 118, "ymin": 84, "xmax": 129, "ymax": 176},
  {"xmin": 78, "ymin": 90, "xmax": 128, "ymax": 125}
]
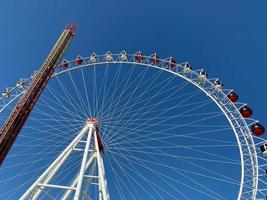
[{"xmin": 20, "ymin": 118, "xmax": 109, "ymax": 200}]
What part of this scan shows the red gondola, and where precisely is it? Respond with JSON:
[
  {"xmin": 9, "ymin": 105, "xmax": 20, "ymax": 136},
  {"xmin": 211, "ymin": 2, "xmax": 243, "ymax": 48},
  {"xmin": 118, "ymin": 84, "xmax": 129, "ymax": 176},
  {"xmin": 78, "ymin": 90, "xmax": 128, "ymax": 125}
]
[
  {"xmin": 239, "ymin": 105, "xmax": 253, "ymax": 118},
  {"xmin": 151, "ymin": 54, "xmax": 159, "ymax": 65},
  {"xmin": 227, "ymin": 91, "xmax": 238, "ymax": 103},
  {"xmin": 135, "ymin": 52, "xmax": 143, "ymax": 62},
  {"xmin": 251, "ymin": 122, "xmax": 265, "ymax": 136},
  {"xmin": 167, "ymin": 57, "xmax": 176, "ymax": 69},
  {"xmin": 76, "ymin": 56, "xmax": 83, "ymax": 65},
  {"xmin": 61, "ymin": 60, "xmax": 68, "ymax": 69}
]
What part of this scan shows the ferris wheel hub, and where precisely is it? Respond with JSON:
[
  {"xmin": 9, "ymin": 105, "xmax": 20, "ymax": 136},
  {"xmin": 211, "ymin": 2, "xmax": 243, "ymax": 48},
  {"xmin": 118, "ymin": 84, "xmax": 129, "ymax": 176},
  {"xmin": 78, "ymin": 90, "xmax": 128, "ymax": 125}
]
[
  {"xmin": 86, "ymin": 118, "xmax": 100, "ymax": 127},
  {"xmin": 86, "ymin": 118, "xmax": 104, "ymax": 151}
]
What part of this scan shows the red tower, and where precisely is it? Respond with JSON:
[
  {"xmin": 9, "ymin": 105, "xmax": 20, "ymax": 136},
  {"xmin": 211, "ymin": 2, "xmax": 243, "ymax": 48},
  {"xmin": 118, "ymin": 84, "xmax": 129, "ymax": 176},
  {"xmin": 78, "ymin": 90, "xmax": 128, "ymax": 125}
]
[{"xmin": 0, "ymin": 23, "xmax": 76, "ymax": 165}]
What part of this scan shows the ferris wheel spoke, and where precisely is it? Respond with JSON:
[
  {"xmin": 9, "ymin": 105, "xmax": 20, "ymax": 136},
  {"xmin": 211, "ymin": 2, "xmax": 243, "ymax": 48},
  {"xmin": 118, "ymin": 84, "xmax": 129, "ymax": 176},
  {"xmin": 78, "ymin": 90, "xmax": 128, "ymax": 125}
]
[
  {"xmin": 52, "ymin": 154, "xmax": 83, "ymax": 198},
  {"xmin": 103, "ymin": 109, "xmax": 222, "ymax": 125},
  {"xmin": 104, "ymin": 88, "xmax": 206, "ymax": 144},
  {"xmin": 101, "ymin": 98, "xmax": 212, "ymax": 123},
  {"xmin": 106, "ymin": 130, "xmax": 240, "ymax": 164},
  {"xmin": 103, "ymin": 65, "xmax": 151, "ymax": 138},
  {"xmin": 103, "ymin": 121, "xmax": 233, "ymax": 142},
  {"xmin": 99, "ymin": 63, "xmax": 126, "ymax": 136},
  {"xmin": 101, "ymin": 65, "xmax": 172, "ymax": 117},
  {"xmin": 1, "ymin": 125, "xmax": 82, "ymax": 170},
  {"xmin": 106, "ymin": 134, "xmax": 240, "ymax": 164},
  {"xmin": 103, "ymin": 74, "xmax": 182, "ymax": 142},
  {"xmin": 103, "ymin": 114, "xmax": 230, "ymax": 137},
  {"xmin": 100, "ymin": 66, "xmax": 166, "ymax": 126},
  {"xmin": 1, "ymin": 151, "xmax": 82, "ymax": 199},
  {"xmin": 108, "ymin": 147, "xmax": 221, "ymax": 199},
  {"xmin": 96, "ymin": 63, "xmax": 122, "ymax": 119},
  {"xmin": 3, "ymin": 152, "xmax": 81, "ymax": 200},
  {"xmin": 0, "ymin": 133, "xmax": 72, "ymax": 171},
  {"xmin": 106, "ymin": 130, "xmax": 236, "ymax": 150},
  {"xmin": 104, "ymin": 154, "xmax": 143, "ymax": 200},
  {"xmin": 5, "ymin": 151, "xmax": 81, "ymax": 182},
  {"xmin": 96, "ymin": 63, "xmax": 110, "ymax": 120},
  {"xmin": 92, "ymin": 64, "xmax": 98, "ymax": 117},
  {"xmin": 0, "ymin": 138, "xmax": 71, "ymax": 186},
  {"xmin": 1, "ymin": 54, "xmax": 264, "ymax": 199},
  {"xmin": 99, "ymin": 63, "xmax": 146, "ymax": 116},
  {"xmin": 42, "ymin": 84, "xmax": 85, "ymax": 121},
  {"xmin": 121, "ymin": 90, "xmax": 208, "ymax": 129},
  {"xmin": 108, "ymin": 147, "xmax": 238, "ymax": 198},
  {"xmin": 29, "ymin": 112, "xmax": 83, "ymax": 132},
  {"xmin": 105, "ymin": 104, "xmax": 222, "ymax": 145},
  {"xmin": 55, "ymin": 76, "xmax": 88, "ymax": 119},
  {"xmin": 98, "ymin": 62, "xmax": 135, "ymax": 118},
  {"xmin": 103, "ymin": 123, "xmax": 234, "ymax": 148},
  {"xmin": 67, "ymin": 71, "xmax": 90, "ymax": 117},
  {"xmin": 80, "ymin": 67, "xmax": 93, "ymax": 118},
  {"xmin": 28, "ymin": 112, "xmax": 82, "ymax": 130},
  {"xmin": 102, "ymin": 76, "xmax": 188, "ymax": 121},
  {"xmin": 105, "ymin": 151, "xmax": 130, "ymax": 199},
  {"xmin": 27, "ymin": 107, "xmax": 83, "ymax": 139},
  {"xmin": 111, "ymin": 144, "xmax": 229, "ymax": 200},
  {"xmin": 102, "ymin": 109, "xmax": 223, "ymax": 132},
  {"xmin": 100, "ymin": 84, "xmax": 200, "ymax": 128},
  {"xmin": 19, "ymin": 124, "xmax": 82, "ymax": 144},
  {"xmin": 105, "ymin": 153, "xmax": 144, "ymax": 200},
  {"xmin": 108, "ymin": 150, "xmax": 175, "ymax": 200},
  {"xmin": 108, "ymin": 146, "xmax": 240, "ymax": 165}
]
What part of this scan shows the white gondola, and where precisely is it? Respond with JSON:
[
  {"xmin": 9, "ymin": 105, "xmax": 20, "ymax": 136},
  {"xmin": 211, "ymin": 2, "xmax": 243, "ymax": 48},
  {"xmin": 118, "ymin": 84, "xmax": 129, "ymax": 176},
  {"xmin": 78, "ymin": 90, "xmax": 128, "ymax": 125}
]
[
  {"xmin": 16, "ymin": 79, "xmax": 25, "ymax": 89},
  {"xmin": 120, "ymin": 51, "xmax": 127, "ymax": 61},
  {"xmin": 260, "ymin": 142, "xmax": 267, "ymax": 157},
  {"xmin": 89, "ymin": 53, "xmax": 97, "ymax": 63},
  {"xmin": 214, "ymin": 79, "xmax": 223, "ymax": 90},
  {"xmin": 2, "ymin": 88, "xmax": 10, "ymax": 98},
  {"xmin": 105, "ymin": 51, "xmax": 113, "ymax": 61},
  {"xmin": 183, "ymin": 63, "xmax": 192, "ymax": 74},
  {"xmin": 198, "ymin": 70, "xmax": 208, "ymax": 81}
]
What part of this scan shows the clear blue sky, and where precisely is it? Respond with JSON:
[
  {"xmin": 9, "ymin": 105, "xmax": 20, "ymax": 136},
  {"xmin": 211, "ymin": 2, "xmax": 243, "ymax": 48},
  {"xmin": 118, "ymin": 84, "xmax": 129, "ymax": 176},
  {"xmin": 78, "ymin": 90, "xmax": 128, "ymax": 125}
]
[
  {"xmin": 0, "ymin": 0, "xmax": 267, "ymax": 199},
  {"xmin": 0, "ymin": 0, "xmax": 267, "ymax": 124}
]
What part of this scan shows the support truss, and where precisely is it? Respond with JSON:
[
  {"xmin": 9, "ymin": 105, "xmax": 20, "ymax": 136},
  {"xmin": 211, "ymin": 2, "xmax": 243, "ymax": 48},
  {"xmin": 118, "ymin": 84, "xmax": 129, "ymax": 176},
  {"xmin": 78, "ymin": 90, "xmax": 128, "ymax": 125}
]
[{"xmin": 20, "ymin": 119, "xmax": 109, "ymax": 200}]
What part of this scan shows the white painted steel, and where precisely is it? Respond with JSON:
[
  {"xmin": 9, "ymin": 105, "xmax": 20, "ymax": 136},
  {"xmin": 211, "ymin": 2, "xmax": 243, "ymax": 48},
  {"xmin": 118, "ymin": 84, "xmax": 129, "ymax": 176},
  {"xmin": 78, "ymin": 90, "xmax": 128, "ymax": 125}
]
[
  {"xmin": 20, "ymin": 124, "xmax": 91, "ymax": 200},
  {"xmin": 94, "ymin": 130, "xmax": 109, "ymax": 200},
  {"xmin": 74, "ymin": 124, "xmax": 94, "ymax": 200},
  {"xmin": 62, "ymin": 154, "xmax": 96, "ymax": 200},
  {"xmin": 21, "ymin": 120, "xmax": 109, "ymax": 200},
  {"xmin": 2, "ymin": 53, "xmax": 263, "ymax": 199}
]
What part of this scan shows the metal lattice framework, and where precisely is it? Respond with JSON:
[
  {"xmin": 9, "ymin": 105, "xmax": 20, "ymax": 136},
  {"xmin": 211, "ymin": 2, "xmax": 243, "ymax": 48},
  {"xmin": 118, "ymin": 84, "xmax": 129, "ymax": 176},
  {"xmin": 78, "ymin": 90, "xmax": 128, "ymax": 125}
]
[
  {"xmin": 0, "ymin": 52, "xmax": 266, "ymax": 199},
  {"xmin": 20, "ymin": 118, "xmax": 109, "ymax": 200},
  {"xmin": 0, "ymin": 23, "xmax": 76, "ymax": 165}
]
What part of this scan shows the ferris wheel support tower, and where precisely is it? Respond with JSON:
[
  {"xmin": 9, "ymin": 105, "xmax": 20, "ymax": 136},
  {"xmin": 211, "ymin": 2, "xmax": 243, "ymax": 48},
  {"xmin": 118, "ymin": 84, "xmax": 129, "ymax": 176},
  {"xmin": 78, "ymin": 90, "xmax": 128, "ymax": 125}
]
[
  {"xmin": 0, "ymin": 23, "xmax": 76, "ymax": 165},
  {"xmin": 20, "ymin": 118, "xmax": 109, "ymax": 200}
]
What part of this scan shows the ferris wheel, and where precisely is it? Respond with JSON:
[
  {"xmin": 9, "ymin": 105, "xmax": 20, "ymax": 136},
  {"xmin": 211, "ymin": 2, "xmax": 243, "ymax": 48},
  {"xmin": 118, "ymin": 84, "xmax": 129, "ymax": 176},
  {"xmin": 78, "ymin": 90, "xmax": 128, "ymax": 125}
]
[{"xmin": 0, "ymin": 26, "xmax": 266, "ymax": 200}]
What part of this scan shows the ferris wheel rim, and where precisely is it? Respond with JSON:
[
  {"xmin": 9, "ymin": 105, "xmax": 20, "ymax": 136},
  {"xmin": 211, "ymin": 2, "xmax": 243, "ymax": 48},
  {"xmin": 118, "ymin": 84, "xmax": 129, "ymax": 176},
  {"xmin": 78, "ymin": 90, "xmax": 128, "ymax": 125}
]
[{"xmin": 0, "ymin": 52, "xmax": 262, "ymax": 199}]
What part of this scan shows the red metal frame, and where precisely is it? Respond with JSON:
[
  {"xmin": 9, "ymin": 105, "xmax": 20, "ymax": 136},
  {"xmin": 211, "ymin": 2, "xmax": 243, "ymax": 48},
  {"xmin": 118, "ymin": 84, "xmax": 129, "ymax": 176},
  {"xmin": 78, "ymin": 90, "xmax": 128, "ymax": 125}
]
[
  {"xmin": 87, "ymin": 118, "xmax": 104, "ymax": 152},
  {"xmin": 0, "ymin": 24, "xmax": 76, "ymax": 165}
]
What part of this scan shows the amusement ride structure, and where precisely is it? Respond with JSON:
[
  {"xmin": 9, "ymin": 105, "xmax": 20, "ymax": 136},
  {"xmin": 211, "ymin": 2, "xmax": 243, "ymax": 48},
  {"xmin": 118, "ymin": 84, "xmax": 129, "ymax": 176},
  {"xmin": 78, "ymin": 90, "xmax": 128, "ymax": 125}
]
[{"xmin": 0, "ymin": 24, "xmax": 266, "ymax": 199}]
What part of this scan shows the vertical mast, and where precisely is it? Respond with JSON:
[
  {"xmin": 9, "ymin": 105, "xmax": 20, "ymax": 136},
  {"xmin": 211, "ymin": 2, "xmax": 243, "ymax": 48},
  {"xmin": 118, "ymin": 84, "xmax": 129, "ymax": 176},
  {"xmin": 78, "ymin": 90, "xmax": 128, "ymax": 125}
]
[{"xmin": 0, "ymin": 23, "xmax": 76, "ymax": 165}]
